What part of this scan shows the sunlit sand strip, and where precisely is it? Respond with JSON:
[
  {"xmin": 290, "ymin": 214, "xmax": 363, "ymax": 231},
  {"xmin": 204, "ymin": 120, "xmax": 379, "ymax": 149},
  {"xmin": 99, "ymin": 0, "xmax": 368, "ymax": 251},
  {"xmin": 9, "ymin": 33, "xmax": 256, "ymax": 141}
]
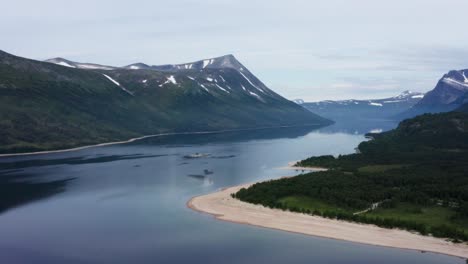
[
  {"xmin": 188, "ymin": 183, "xmax": 468, "ymax": 259},
  {"xmin": 276, "ymin": 161, "xmax": 328, "ymax": 172}
]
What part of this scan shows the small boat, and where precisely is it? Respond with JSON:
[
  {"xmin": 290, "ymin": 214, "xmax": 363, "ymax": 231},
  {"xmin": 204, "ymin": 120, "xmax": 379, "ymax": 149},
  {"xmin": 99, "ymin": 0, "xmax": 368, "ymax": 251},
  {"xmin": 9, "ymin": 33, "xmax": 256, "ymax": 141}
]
[
  {"xmin": 183, "ymin": 153, "xmax": 210, "ymax": 159},
  {"xmin": 204, "ymin": 169, "xmax": 214, "ymax": 175}
]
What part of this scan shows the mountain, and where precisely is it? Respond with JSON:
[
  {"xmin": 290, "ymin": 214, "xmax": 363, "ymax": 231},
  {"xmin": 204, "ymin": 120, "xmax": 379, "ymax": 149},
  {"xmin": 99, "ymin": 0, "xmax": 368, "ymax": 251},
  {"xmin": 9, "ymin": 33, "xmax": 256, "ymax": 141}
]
[
  {"xmin": 300, "ymin": 90, "xmax": 424, "ymax": 121},
  {"xmin": 398, "ymin": 69, "xmax": 468, "ymax": 119},
  {"xmin": 0, "ymin": 50, "xmax": 331, "ymax": 154}
]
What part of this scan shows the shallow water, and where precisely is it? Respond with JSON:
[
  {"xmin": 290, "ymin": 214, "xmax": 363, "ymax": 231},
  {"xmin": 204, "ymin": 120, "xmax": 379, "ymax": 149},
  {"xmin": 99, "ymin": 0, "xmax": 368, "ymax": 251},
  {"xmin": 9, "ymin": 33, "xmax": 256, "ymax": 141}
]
[{"xmin": 0, "ymin": 124, "xmax": 464, "ymax": 264}]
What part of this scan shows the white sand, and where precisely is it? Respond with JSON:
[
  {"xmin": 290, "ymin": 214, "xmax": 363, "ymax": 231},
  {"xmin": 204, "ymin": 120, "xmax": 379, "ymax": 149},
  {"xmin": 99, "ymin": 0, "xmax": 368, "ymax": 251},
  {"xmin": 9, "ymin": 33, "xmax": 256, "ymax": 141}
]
[
  {"xmin": 276, "ymin": 161, "xmax": 328, "ymax": 172},
  {"xmin": 188, "ymin": 183, "xmax": 468, "ymax": 259}
]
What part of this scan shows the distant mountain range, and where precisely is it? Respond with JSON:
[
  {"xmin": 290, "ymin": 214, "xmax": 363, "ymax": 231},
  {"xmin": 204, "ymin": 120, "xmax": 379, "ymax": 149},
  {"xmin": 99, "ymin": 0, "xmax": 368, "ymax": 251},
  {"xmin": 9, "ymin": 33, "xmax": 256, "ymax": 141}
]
[
  {"xmin": 398, "ymin": 69, "xmax": 468, "ymax": 119},
  {"xmin": 300, "ymin": 68, "xmax": 468, "ymax": 122},
  {"xmin": 298, "ymin": 90, "xmax": 425, "ymax": 121},
  {"xmin": 0, "ymin": 51, "xmax": 331, "ymax": 154}
]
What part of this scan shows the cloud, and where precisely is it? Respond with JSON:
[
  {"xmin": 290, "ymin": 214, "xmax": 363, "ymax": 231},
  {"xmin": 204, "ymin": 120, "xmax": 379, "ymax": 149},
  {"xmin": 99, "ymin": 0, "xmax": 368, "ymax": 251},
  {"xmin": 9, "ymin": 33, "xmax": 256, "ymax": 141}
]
[{"xmin": 2, "ymin": 0, "xmax": 468, "ymax": 101}]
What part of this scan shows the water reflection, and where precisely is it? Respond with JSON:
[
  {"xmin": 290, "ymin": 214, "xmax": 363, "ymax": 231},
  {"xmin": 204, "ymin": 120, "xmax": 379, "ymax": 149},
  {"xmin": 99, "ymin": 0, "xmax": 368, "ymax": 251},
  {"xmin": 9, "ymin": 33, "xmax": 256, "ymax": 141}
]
[
  {"xmin": 318, "ymin": 118, "xmax": 398, "ymax": 135},
  {"xmin": 0, "ymin": 125, "xmax": 326, "ymax": 216},
  {"xmin": 128, "ymin": 124, "xmax": 326, "ymax": 146},
  {"xmin": 0, "ymin": 170, "xmax": 73, "ymax": 213},
  {"xmin": 0, "ymin": 154, "xmax": 170, "ymax": 170}
]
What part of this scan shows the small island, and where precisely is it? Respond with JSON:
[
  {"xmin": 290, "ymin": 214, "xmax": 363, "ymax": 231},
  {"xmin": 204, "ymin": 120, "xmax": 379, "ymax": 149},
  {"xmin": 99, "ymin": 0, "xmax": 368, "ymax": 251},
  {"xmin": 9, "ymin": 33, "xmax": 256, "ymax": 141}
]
[{"xmin": 189, "ymin": 111, "xmax": 468, "ymax": 259}]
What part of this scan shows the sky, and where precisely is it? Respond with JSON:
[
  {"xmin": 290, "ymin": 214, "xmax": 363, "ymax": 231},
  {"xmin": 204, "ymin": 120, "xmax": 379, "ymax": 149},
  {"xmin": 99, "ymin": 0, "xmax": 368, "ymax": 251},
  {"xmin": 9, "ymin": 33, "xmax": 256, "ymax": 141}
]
[{"xmin": 2, "ymin": 0, "xmax": 468, "ymax": 101}]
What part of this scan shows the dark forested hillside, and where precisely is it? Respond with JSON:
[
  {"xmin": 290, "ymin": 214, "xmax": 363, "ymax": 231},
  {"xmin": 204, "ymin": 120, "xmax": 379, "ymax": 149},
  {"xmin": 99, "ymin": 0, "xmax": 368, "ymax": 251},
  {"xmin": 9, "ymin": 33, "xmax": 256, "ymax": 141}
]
[{"xmin": 0, "ymin": 50, "xmax": 331, "ymax": 154}]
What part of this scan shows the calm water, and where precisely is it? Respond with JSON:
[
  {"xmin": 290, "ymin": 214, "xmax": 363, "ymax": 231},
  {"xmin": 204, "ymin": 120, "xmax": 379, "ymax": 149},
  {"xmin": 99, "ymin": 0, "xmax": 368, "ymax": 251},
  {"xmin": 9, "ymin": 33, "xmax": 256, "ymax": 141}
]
[{"xmin": 0, "ymin": 124, "xmax": 464, "ymax": 264}]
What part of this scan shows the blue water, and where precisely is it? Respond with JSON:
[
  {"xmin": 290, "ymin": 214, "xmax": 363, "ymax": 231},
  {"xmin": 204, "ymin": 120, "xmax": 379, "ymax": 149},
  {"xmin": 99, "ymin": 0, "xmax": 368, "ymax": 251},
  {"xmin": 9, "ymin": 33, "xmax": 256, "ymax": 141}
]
[{"xmin": 0, "ymin": 125, "xmax": 464, "ymax": 264}]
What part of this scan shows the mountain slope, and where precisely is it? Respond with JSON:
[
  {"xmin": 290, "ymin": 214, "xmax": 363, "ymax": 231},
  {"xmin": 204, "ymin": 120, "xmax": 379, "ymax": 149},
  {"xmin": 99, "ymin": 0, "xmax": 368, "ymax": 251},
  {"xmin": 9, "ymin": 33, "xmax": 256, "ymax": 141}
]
[
  {"xmin": 300, "ymin": 90, "xmax": 424, "ymax": 121},
  {"xmin": 398, "ymin": 69, "xmax": 468, "ymax": 119},
  {"xmin": 0, "ymin": 50, "xmax": 331, "ymax": 154}
]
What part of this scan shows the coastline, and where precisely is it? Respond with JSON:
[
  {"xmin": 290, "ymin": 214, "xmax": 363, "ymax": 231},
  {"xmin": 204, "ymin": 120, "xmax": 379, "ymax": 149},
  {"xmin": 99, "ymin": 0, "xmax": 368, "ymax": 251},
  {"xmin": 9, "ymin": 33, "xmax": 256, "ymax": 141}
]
[
  {"xmin": 277, "ymin": 161, "xmax": 328, "ymax": 172},
  {"xmin": 188, "ymin": 182, "xmax": 468, "ymax": 259},
  {"xmin": 0, "ymin": 124, "xmax": 322, "ymax": 158}
]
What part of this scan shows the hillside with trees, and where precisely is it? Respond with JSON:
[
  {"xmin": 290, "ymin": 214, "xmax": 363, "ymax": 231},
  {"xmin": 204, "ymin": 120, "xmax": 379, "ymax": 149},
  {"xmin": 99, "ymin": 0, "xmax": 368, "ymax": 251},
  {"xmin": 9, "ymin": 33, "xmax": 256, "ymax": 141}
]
[{"xmin": 234, "ymin": 110, "xmax": 468, "ymax": 242}]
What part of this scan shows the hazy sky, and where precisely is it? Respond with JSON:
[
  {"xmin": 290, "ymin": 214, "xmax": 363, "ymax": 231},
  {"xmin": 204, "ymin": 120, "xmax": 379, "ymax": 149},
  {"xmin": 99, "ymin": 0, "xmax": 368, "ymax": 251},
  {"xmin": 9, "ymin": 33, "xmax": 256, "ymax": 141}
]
[{"xmin": 2, "ymin": 0, "xmax": 468, "ymax": 101}]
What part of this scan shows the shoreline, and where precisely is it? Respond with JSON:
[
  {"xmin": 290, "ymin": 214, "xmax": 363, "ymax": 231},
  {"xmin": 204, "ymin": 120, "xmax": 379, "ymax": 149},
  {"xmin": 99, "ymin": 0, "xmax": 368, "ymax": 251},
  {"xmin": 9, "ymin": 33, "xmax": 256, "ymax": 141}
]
[
  {"xmin": 188, "ymin": 182, "xmax": 468, "ymax": 259},
  {"xmin": 277, "ymin": 160, "xmax": 328, "ymax": 172},
  {"xmin": 0, "ymin": 124, "xmax": 323, "ymax": 158}
]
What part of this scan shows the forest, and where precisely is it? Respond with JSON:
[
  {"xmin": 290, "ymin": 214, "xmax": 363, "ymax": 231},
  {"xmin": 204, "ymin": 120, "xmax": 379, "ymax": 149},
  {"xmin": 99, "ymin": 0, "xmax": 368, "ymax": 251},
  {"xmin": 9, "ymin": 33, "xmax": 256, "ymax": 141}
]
[{"xmin": 234, "ymin": 111, "xmax": 468, "ymax": 242}]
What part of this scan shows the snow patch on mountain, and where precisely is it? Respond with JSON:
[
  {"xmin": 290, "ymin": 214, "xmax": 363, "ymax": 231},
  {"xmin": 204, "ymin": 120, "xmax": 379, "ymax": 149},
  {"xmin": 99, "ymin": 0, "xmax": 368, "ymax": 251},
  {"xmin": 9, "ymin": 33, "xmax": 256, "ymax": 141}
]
[
  {"xmin": 79, "ymin": 64, "xmax": 114, "ymax": 70},
  {"xmin": 463, "ymin": 72, "xmax": 468, "ymax": 83},
  {"xmin": 202, "ymin": 60, "xmax": 212, "ymax": 69},
  {"xmin": 215, "ymin": 83, "xmax": 229, "ymax": 93},
  {"xmin": 167, "ymin": 75, "xmax": 177, "ymax": 85},
  {"xmin": 199, "ymin": 83, "xmax": 209, "ymax": 92},
  {"xmin": 442, "ymin": 77, "xmax": 468, "ymax": 88},
  {"xmin": 103, "ymin": 74, "xmax": 120, "ymax": 86},
  {"xmin": 383, "ymin": 100, "xmax": 404, "ymax": 103},
  {"xmin": 239, "ymin": 71, "xmax": 263, "ymax": 92},
  {"xmin": 249, "ymin": 91, "xmax": 263, "ymax": 101},
  {"xmin": 159, "ymin": 75, "xmax": 177, "ymax": 87},
  {"xmin": 103, "ymin": 74, "xmax": 134, "ymax": 96},
  {"xmin": 56, "ymin": 61, "xmax": 76, "ymax": 68}
]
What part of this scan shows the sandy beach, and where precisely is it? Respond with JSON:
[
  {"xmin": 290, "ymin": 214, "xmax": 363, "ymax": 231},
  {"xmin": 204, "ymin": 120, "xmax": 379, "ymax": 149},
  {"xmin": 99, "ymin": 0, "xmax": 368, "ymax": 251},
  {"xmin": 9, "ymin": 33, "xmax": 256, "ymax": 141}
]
[
  {"xmin": 188, "ymin": 183, "xmax": 468, "ymax": 259},
  {"xmin": 277, "ymin": 161, "xmax": 328, "ymax": 172}
]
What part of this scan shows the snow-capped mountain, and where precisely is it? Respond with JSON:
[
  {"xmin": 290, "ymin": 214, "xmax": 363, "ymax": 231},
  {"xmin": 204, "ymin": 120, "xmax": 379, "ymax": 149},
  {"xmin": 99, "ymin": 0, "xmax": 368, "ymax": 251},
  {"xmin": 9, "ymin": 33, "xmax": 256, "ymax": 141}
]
[
  {"xmin": 301, "ymin": 91, "xmax": 425, "ymax": 121},
  {"xmin": 398, "ymin": 69, "xmax": 468, "ymax": 119},
  {"xmin": 423, "ymin": 70, "xmax": 468, "ymax": 104},
  {"xmin": 1, "ymin": 50, "xmax": 331, "ymax": 153},
  {"xmin": 46, "ymin": 54, "xmax": 291, "ymax": 104}
]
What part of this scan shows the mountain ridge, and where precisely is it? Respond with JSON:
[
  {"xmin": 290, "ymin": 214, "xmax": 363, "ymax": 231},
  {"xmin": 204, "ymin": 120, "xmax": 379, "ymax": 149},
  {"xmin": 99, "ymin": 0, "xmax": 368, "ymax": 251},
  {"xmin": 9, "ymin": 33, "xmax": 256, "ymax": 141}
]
[
  {"xmin": 299, "ymin": 90, "xmax": 425, "ymax": 121},
  {"xmin": 46, "ymin": 54, "xmax": 244, "ymax": 71}
]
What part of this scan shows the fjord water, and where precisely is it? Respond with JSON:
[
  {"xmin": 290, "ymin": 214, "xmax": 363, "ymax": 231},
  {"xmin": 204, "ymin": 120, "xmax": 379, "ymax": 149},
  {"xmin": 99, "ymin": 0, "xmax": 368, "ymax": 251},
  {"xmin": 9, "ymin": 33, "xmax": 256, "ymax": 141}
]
[{"xmin": 0, "ymin": 124, "xmax": 463, "ymax": 264}]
